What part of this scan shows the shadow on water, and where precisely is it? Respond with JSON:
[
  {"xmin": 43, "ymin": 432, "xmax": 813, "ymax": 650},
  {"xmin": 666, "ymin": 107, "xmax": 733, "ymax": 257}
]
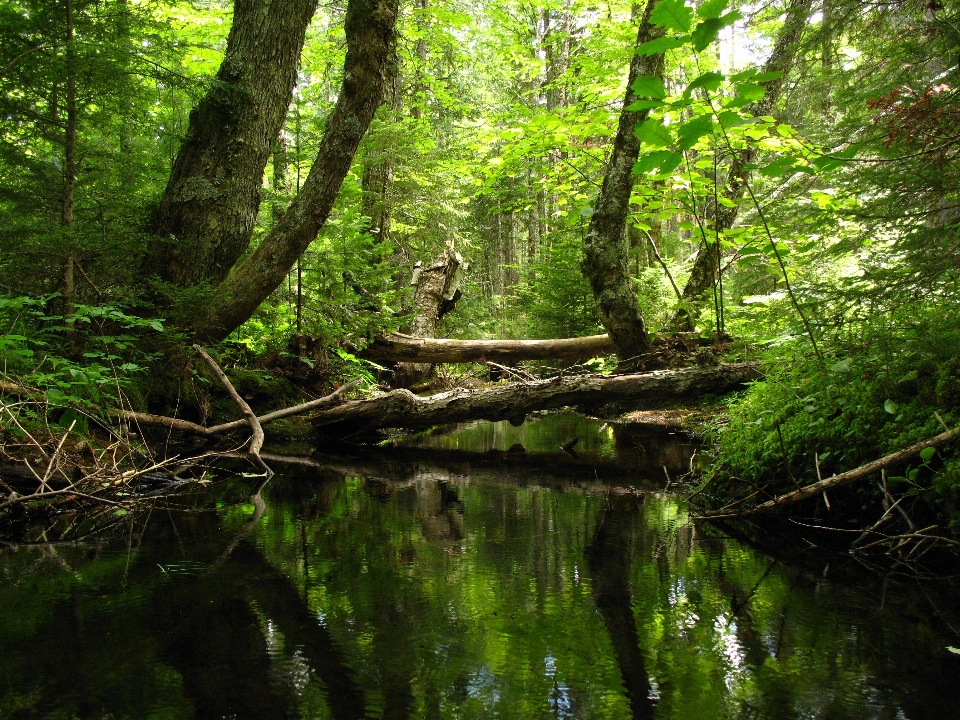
[{"xmin": 2, "ymin": 412, "xmax": 960, "ymax": 718}]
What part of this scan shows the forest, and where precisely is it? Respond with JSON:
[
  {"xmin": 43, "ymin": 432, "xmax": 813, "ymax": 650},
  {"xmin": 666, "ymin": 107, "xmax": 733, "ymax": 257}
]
[{"xmin": 1, "ymin": 0, "xmax": 960, "ymax": 716}]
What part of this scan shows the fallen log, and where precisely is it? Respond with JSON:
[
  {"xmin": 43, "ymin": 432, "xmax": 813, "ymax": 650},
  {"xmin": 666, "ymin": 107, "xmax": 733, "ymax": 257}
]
[
  {"xmin": 696, "ymin": 424, "xmax": 960, "ymax": 520},
  {"xmin": 311, "ymin": 362, "xmax": 761, "ymax": 435},
  {"xmin": 360, "ymin": 331, "xmax": 730, "ymax": 365},
  {"xmin": 361, "ymin": 333, "xmax": 616, "ymax": 364}
]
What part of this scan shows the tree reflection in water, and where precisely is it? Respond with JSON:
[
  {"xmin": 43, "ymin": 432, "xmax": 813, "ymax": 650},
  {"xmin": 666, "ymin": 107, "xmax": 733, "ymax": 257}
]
[{"xmin": 2, "ymin": 418, "xmax": 960, "ymax": 719}]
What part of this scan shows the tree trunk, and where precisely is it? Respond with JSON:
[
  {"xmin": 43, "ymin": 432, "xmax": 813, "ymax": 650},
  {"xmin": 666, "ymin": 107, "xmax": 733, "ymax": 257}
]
[
  {"xmin": 147, "ymin": 0, "xmax": 318, "ymax": 288},
  {"xmin": 194, "ymin": 0, "xmax": 399, "ymax": 342},
  {"xmin": 362, "ymin": 332, "xmax": 615, "ymax": 364},
  {"xmin": 360, "ymin": 330, "xmax": 726, "ymax": 364},
  {"xmin": 671, "ymin": 0, "xmax": 812, "ymax": 331},
  {"xmin": 392, "ymin": 249, "xmax": 463, "ymax": 387},
  {"xmin": 272, "ymin": 132, "xmax": 290, "ymax": 226},
  {"xmin": 311, "ymin": 362, "xmax": 761, "ymax": 435},
  {"xmin": 62, "ymin": 0, "xmax": 77, "ymax": 326},
  {"xmin": 581, "ymin": 0, "xmax": 665, "ymax": 371}
]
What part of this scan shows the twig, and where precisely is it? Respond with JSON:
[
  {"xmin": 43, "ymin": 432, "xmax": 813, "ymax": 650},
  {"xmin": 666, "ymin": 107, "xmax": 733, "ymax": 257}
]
[
  {"xmin": 0, "ymin": 488, "xmax": 129, "ymax": 512},
  {"xmin": 686, "ymin": 462, "xmax": 723, "ymax": 501},
  {"xmin": 194, "ymin": 345, "xmax": 272, "ymax": 477}
]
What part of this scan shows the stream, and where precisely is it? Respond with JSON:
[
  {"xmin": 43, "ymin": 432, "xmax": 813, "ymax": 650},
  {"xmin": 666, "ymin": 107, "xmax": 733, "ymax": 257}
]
[{"xmin": 2, "ymin": 412, "xmax": 959, "ymax": 719}]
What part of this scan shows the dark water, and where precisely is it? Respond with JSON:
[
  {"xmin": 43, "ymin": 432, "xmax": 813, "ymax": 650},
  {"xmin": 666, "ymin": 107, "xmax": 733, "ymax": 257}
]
[{"xmin": 2, "ymin": 413, "xmax": 959, "ymax": 719}]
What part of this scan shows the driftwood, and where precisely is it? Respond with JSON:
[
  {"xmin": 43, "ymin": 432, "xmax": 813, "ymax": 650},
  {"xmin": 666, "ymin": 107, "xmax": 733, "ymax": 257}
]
[
  {"xmin": 194, "ymin": 345, "xmax": 271, "ymax": 476},
  {"xmin": 312, "ymin": 362, "xmax": 761, "ymax": 435},
  {"xmin": 360, "ymin": 331, "xmax": 730, "ymax": 365},
  {"xmin": 697, "ymin": 425, "xmax": 960, "ymax": 520}
]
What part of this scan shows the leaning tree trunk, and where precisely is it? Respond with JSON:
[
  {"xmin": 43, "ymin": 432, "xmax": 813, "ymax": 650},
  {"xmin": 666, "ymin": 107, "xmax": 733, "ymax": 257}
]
[
  {"xmin": 392, "ymin": 248, "xmax": 464, "ymax": 387},
  {"xmin": 147, "ymin": 0, "xmax": 318, "ymax": 289},
  {"xmin": 194, "ymin": 0, "xmax": 399, "ymax": 342},
  {"xmin": 671, "ymin": 0, "xmax": 812, "ymax": 331},
  {"xmin": 581, "ymin": 0, "xmax": 665, "ymax": 372}
]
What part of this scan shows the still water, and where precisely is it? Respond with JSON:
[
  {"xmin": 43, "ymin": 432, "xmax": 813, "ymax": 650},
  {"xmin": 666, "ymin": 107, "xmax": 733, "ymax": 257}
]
[{"xmin": 2, "ymin": 413, "xmax": 959, "ymax": 719}]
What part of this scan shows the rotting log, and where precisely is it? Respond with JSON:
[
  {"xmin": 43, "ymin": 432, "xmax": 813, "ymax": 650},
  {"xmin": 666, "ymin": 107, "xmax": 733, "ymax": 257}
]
[
  {"xmin": 312, "ymin": 362, "xmax": 761, "ymax": 435},
  {"xmin": 360, "ymin": 331, "xmax": 730, "ymax": 365},
  {"xmin": 392, "ymin": 248, "xmax": 464, "ymax": 388},
  {"xmin": 362, "ymin": 333, "xmax": 615, "ymax": 364}
]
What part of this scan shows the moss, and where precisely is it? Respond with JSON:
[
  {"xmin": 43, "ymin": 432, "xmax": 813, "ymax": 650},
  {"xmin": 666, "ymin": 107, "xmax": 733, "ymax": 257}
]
[{"xmin": 263, "ymin": 416, "xmax": 313, "ymax": 441}]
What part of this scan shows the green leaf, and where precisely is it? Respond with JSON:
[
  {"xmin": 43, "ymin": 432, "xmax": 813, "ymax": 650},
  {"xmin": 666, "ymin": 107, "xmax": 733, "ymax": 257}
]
[
  {"xmin": 650, "ymin": 0, "xmax": 694, "ymax": 32},
  {"xmin": 635, "ymin": 35, "xmax": 689, "ymax": 56},
  {"xmin": 758, "ymin": 156, "xmax": 802, "ymax": 177},
  {"xmin": 691, "ymin": 12, "xmax": 741, "ymax": 51},
  {"xmin": 715, "ymin": 109, "xmax": 742, "ymax": 127},
  {"xmin": 631, "ymin": 75, "xmax": 667, "ymax": 99},
  {"xmin": 633, "ymin": 150, "xmax": 683, "ymax": 174},
  {"xmin": 635, "ymin": 118, "xmax": 673, "ymax": 148},
  {"xmin": 884, "ymin": 398, "xmax": 898, "ymax": 414},
  {"xmin": 697, "ymin": 0, "xmax": 728, "ymax": 19},
  {"xmin": 735, "ymin": 82, "xmax": 767, "ymax": 102},
  {"xmin": 684, "ymin": 71, "xmax": 724, "ymax": 95},
  {"xmin": 753, "ymin": 70, "xmax": 785, "ymax": 82},
  {"xmin": 625, "ymin": 99, "xmax": 665, "ymax": 111},
  {"xmin": 676, "ymin": 114, "xmax": 714, "ymax": 149},
  {"xmin": 830, "ymin": 359, "xmax": 852, "ymax": 373},
  {"xmin": 920, "ymin": 447, "xmax": 937, "ymax": 462}
]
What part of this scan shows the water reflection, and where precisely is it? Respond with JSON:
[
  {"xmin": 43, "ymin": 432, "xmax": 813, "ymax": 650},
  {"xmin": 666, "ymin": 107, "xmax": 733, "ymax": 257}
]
[{"xmin": 1, "ymin": 414, "xmax": 959, "ymax": 719}]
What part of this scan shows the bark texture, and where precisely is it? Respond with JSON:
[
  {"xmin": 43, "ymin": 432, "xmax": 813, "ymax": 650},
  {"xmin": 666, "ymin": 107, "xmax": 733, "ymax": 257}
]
[
  {"xmin": 392, "ymin": 249, "xmax": 463, "ymax": 387},
  {"xmin": 148, "ymin": 0, "xmax": 318, "ymax": 288},
  {"xmin": 581, "ymin": 0, "xmax": 664, "ymax": 371},
  {"xmin": 362, "ymin": 330, "xmax": 727, "ymax": 365},
  {"xmin": 672, "ymin": 0, "xmax": 812, "ymax": 331},
  {"xmin": 195, "ymin": 0, "xmax": 399, "ymax": 341},
  {"xmin": 362, "ymin": 332, "xmax": 616, "ymax": 364},
  {"xmin": 311, "ymin": 363, "xmax": 761, "ymax": 435}
]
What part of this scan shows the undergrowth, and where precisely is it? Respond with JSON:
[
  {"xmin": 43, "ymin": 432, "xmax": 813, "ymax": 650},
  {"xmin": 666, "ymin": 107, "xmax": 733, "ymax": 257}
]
[{"xmin": 707, "ymin": 321, "xmax": 960, "ymax": 527}]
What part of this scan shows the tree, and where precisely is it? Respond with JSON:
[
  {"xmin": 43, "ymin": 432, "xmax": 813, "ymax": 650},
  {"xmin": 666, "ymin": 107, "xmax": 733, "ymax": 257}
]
[
  {"xmin": 670, "ymin": 0, "xmax": 812, "ymax": 331},
  {"xmin": 194, "ymin": 0, "xmax": 399, "ymax": 342},
  {"xmin": 580, "ymin": 0, "xmax": 665, "ymax": 370},
  {"xmin": 146, "ymin": 0, "xmax": 319, "ymax": 289}
]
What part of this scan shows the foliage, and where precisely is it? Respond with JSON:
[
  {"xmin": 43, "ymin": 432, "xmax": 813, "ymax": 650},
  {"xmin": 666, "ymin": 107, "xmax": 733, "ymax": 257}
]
[
  {"xmin": 709, "ymin": 300, "xmax": 960, "ymax": 524},
  {"xmin": 0, "ymin": 296, "xmax": 165, "ymax": 414}
]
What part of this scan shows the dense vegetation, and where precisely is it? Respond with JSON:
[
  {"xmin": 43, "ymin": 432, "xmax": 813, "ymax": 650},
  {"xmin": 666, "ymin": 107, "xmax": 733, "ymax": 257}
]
[{"xmin": 1, "ymin": 0, "xmax": 958, "ymax": 530}]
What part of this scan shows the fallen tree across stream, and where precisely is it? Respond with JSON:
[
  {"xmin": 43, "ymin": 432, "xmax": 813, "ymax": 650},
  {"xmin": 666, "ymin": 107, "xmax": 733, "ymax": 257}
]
[
  {"xmin": 311, "ymin": 362, "xmax": 761, "ymax": 435},
  {"xmin": 359, "ymin": 331, "xmax": 729, "ymax": 365}
]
